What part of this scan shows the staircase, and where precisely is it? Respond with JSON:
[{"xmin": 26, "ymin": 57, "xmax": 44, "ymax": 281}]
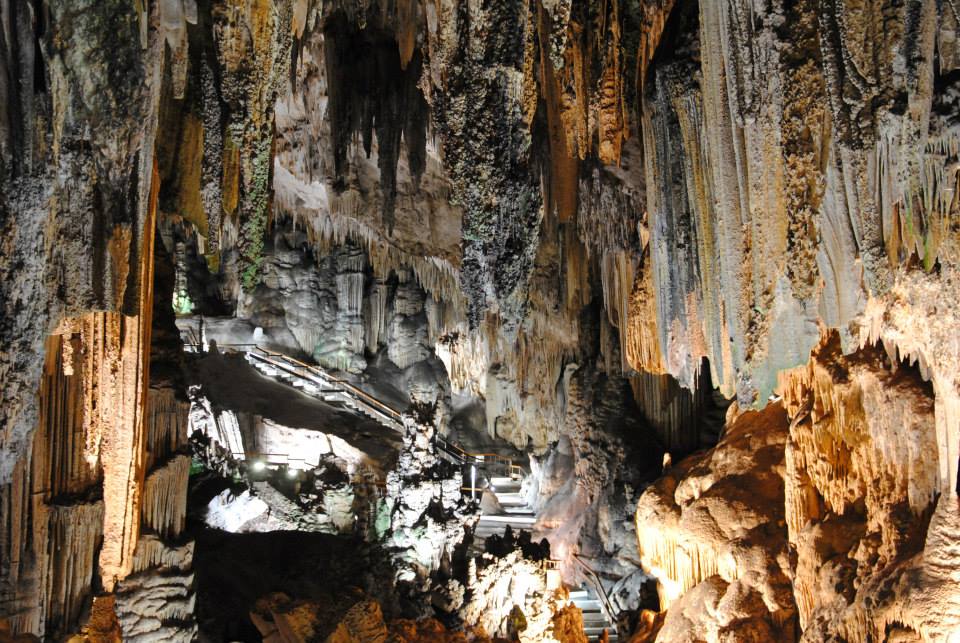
[
  {"xmin": 241, "ymin": 347, "xmax": 470, "ymax": 464},
  {"xmin": 245, "ymin": 348, "xmax": 404, "ymax": 430},
  {"xmin": 569, "ymin": 587, "xmax": 618, "ymax": 641},
  {"xmin": 474, "ymin": 476, "xmax": 537, "ymax": 542},
  {"xmin": 476, "ymin": 478, "xmax": 618, "ymax": 642}
]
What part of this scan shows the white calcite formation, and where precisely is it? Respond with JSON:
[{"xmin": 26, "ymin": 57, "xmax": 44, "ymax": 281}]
[
  {"xmin": 458, "ymin": 551, "xmax": 568, "ymax": 643},
  {"xmin": 380, "ymin": 404, "xmax": 477, "ymax": 593},
  {"xmin": 205, "ymin": 489, "xmax": 271, "ymax": 532},
  {"xmin": 204, "ymin": 480, "xmax": 357, "ymax": 535}
]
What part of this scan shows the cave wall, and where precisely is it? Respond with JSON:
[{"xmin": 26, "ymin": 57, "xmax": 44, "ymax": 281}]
[
  {"xmin": 635, "ymin": 0, "xmax": 960, "ymax": 413},
  {"xmin": 0, "ymin": 0, "xmax": 959, "ymax": 639}
]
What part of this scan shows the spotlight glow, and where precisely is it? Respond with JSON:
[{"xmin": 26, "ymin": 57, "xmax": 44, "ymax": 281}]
[{"xmin": 250, "ymin": 461, "xmax": 266, "ymax": 472}]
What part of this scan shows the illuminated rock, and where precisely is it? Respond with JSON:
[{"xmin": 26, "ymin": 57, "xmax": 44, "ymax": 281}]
[
  {"xmin": 635, "ymin": 403, "xmax": 797, "ymax": 639},
  {"xmin": 381, "ymin": 404, "xmax": 478, "ymax": 592}
]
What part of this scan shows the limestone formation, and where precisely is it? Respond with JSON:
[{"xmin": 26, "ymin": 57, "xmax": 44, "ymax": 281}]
[
  {"xmin": 635, "ymin": 404, "xmax": 797, "ymax": 640},
  {"xmin": 1, "ymin": 0, "xmax": 959, "ymax": 641},
  {"xmin": 380, "ymin": 403, "xmax": 477, "ymax": 592}
]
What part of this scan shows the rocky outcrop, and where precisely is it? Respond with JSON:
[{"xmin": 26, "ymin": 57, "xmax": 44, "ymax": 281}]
[
  {"xmin": 379, "ymin": 404, "xmax": 477, "ymax": 594},
  {"xmin": 250, "ymin": 592, "xmax": 389, "ymax": 643},
  {"xmin": 635, "ymin": 403, "xmax": 797, "ymax": 640},
  {"xmin": 456, "ymin": 551, "xmax": 567, "ymax": 642},
  {"xmin": 635, "ymin": 324, "xmax": 960, "ymax": 640},
  {"xmin": 115, "ymin": 538, "xmax": 197, "ymax": 643},
  {"xmin": 0, "ymin": 0, "xmax": 165, "ymax": 488},
  {"xmin": 779, "ymin": 333, "xmax": 945, "ymax": 640}
]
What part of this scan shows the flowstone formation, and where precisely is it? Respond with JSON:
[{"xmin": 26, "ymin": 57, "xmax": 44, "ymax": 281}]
[
  {"xmin": 2, "ymin": 0, "xmax": 960, "ymax": 641},
  {"xmin": 779, "ymin": 333, "xmax": 945, "ymax": 640},
  {"xmin": 634, "ymin": 404, "xmax": 796, "ymax": 640}
]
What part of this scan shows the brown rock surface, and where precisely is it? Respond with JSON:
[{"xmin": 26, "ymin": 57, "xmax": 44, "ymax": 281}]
[{"xmin": 635, "ymin": 403, "xmax": 797, "ymax": 640}]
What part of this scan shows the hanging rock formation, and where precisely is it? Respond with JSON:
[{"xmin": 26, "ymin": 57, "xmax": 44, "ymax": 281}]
[{"xmin": 1, "ymin": 0, "xmax": 960, "ymax": 640}]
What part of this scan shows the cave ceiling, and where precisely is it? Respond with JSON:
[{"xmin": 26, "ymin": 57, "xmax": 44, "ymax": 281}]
[{"xmin": 0, "ymin": 0, "xmax": 959, "ymax": 641}]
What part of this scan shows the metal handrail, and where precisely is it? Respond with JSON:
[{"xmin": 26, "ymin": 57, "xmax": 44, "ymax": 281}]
[
  {"xmin": 254, "ymin": 347, "xmax": 400, "ymax": 416},
  {"xmin": 572, "ymin": 553, "xmax": 618, "ymax": 627},
  {"xmin": 247, "ymin": 349, "xmax": 521, "ymax": 473},
  {"xmin": 194, "ymin": 342, "xmax": 529, "ymax": 477}
]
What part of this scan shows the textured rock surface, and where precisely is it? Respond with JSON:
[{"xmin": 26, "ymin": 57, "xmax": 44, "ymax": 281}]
[
  {"xmin": 380, "ymin": 404, "xmax": 477, "ymax": 593},
  {"xmin": 2, "ymin": 0, "xmax": 960, "ymax": 640},
  {"xmin": 635, "ymin": 404, "xmax": 797, "ymax": 640},
  {"xmin": 779, "ymin": 333, "xmax": 946, "ymax": 640}
]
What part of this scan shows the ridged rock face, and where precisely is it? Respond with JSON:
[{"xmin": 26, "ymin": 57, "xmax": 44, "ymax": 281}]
[
  {"xmin": 0, "ymin": 0, "xmax": 163, "ymax": 485},
  {"xmin": 779, "ymin": 333, "xmax": 942, "ymax": 640},
  {"xmin": 635, "ymin": 404, "xmax": 797, "ymax": 640},
  {"xmin": 1, "ymin": 0, "xmax": 960, "ymax": 640},
  {"xmin": 634, "ymin": 0, "xmax": 960, "ymax": 407}
]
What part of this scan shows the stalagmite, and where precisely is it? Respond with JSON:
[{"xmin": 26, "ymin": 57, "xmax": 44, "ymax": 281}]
[{"xmin": 635, "ymin": 404, "xmax": 797, "ymax": 638}]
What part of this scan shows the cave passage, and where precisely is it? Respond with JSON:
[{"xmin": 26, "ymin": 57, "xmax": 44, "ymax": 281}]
[{"xmin": 0, "ymin": 1, "xmax": 959, "ymax": 642}]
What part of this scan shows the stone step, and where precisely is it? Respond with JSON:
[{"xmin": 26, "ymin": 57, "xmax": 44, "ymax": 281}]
[
  {"xmin": 573, "ymin": 600, "xmax": 603, "ymax": 611},
  {"xmin": 500, "ymin": 506, "xmax": 535, "ymax": 514},
  {"xmin": 477, "ymin": 514, "xmax": 537, "ymax": 525},
  {"xmin": 582, "ymin": 613, "xmax": 610, "ymax": 624},
  {"xmin": 494, "ymin": 492, "xmax": 527, "ymax": 504}
]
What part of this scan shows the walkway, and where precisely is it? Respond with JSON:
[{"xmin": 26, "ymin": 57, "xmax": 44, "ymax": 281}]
[
  {"xmin": 210, "ymin": 342, "xmax": 619, "ymax": 640},
  {"xmin": 478, "ymin": 478, "xmax": 619, "ymax": 641},
  {"xmin": 240, "ymin": 345, "xmax": 468, "ymax": 464}
]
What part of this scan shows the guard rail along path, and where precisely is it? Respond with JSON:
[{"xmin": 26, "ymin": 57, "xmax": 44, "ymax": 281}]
[{"xmin": 187, "ymin": 342, "xmax": 523, "ymax": 475}]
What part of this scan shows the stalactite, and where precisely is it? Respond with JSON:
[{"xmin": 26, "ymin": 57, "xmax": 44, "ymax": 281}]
[
  {"xmin": 629, "ymin": 369, "xmax": 708, "ymax": 455},
  {"xmin": 876, "ymin": 126, "xmax": 960, "ymax": 271},
  {"xmin": 211, "ymin": 0, "xmax": 295, "ymax": 290},
  {"xmin": 274, "ymin": 180, "xmax": 466, "ymax": 315},
  {"xmin": 599, "ymin": 251, "xmax": 636, "ymax": 374},
  {"xmin": 536, "ymin": 0, "xmax": 579, "ymax": 224},
  {"xmin": 575, "ymin": 163, "xmax": 644, "ymax": 261},
  {"xmin": 140, "ymin": 455, "xmax": 191, "ymax": 540},
  {"xmin": 364, "ymin": 280, "xmax": 389, "ymax": 352},
  {"xmin": 323, "ymin": 13, "xmax": 429, "ymax": 232},
  {"xmin": 0, "ymin": 456, "xmax": 48, "ymax": 634},
  {"xmin": 34, "ymin": 333, "xmax": 100, "ymax": 498},
  {"xmin": 131, "ymin": 535, "xmax": 194, "ymax": 576},
  {"xmin": 189, "ymin": 392, "xmax": 245, "ymax": 460},
  {"xmin": 624, "ymin": 261, "xmax": 665, "ymax": 375},
  {"xmin": 429, "ymin": 0, "xmax": 542, "ymax": 328},
  {"xmin": 635, "ymin": 0, "xmax": 675, "ymax": 95},
  {"xmin": 44, "ymin": 502, "xmax": 105, "ymax": 638},
  {"xmin": 144, "ymin": 388, "xmax": 189, "ymax": 472}
]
